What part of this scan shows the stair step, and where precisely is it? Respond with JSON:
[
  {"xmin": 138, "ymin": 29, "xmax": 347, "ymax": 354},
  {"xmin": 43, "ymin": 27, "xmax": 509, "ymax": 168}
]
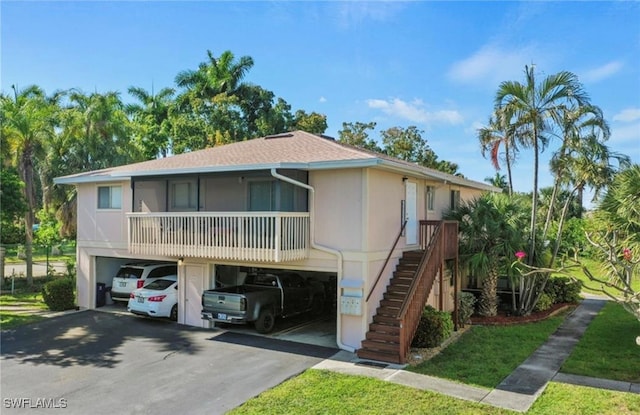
[
  {"xmin": 380, "ymin": 299, "xmax": 402, "ymax": 308},
  {"xmin": 373, "ymin": 314, "xmax": 399, "ymax": 324},
  {"xmin": 369, "ymin": 323, "xmax": 401, "ymax": 334},
  {"xmin": 356, "ymin": 349, "xmax": 402, "ymax": 364},
  {"xmin": 401, "ymin": 250, "xmax": 424, "ymax": 258},
  {"xmin": 361, "ymin": 339, "xmax": 400, "ymax": 353},
  {"xmin": 389, "ymin": 277, "xmax": 412, "ymax": 287},
  {"xmin": 366, "ymin": 331, "xmax": 400, "ymax": 343},
  {"xmin": 396, "ymin": 264, "xmax": 419, "ymax": 272},
  {"xmin": 383, "ymin": 292, "xmax": 407, "ymax": 301},
  {"xmin": 387, "ymin": 286, "xmax": 409, "ymax": 295},
  {"xmin": 376, "ymin": 306, "xmax": 399, "ymax": 317},
  {"xmin": 393, "ymin": 270, "xmax": 415, "ymax": 278}
]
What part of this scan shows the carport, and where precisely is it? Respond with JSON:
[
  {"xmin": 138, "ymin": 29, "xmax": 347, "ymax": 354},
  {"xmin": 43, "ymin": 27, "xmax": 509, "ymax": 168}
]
[{"xmin": 208, "ymin": 265, "xmax": 338, "ymax": 349}]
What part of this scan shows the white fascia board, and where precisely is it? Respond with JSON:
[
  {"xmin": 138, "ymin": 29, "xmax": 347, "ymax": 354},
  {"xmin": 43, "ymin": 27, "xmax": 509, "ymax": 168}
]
[{"xmin": 54, "ymin": 159, "xmax": 382, "ymax": 184}]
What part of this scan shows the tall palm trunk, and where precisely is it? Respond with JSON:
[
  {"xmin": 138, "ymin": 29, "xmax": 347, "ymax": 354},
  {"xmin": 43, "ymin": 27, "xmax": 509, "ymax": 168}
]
[
  {"xmin": 479, "ymin": 267, "xmax": 499, "ymax": 317},
  {"xmin": 528, "ymin": 126, "xmax": 539, "ymax": 265},
  {"xmin": 505, "ymin": 139, "xmax": 514, "ymax": 196},
  {"xmin": 20, "ymin": 144, "xmax": 36, "ymax": 286}
]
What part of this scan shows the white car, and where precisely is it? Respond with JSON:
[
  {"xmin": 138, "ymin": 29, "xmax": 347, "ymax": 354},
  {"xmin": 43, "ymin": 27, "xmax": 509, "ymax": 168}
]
[
  {"xmin": 111, "ymin": 262, "xmax": 177, "ymax": 302},
  {"xmin": 127, "ymin": 275, "xmax": 178, "ymax": 321}
]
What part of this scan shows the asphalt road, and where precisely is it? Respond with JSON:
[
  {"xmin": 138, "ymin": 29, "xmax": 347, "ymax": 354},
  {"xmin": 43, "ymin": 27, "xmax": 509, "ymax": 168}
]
[{"xmin": 0, "ymin": 311, "xmax": 338, "ymax": 414}]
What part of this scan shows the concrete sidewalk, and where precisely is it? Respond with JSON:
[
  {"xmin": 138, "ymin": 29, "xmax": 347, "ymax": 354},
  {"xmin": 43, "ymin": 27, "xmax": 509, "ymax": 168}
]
[{"xmin": 314, "ymin": 298, "xmax": 639, "ymax": 413}]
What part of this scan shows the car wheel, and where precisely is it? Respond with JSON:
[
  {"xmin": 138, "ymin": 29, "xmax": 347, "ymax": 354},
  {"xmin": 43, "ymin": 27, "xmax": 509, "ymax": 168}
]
[
  {"xmin": 255, "ymin": 308, "xmax": 275, "ymax": 334},
  {"xmin": 170, "ymin": 304, "xmax": 178, "ymax": 321}
]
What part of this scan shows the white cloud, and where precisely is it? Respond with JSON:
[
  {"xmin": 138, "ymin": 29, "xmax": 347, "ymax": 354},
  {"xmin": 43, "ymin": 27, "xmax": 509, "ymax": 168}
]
[
  {"xmin": 609, "ymin": 122, "xmax": 640, "ymax": 145},
  {"xmin": 319, "ymin": 96, "xmax": 327, "ymax": 103},
  {"xmin": 581, "ymin": 61, "xmax": 623, "ymax": 83},
  {"xmin": 335, "ymin": 1, "xmax": 404, "ymax": 27},
  {"xmin": 447, "ymin": 44, "xmax": 540, "ymax": 86},
  {"xmin": 613, "ymin": 108, "xmax": 640, "ymax": 123},
  {"xmin": 366, "ymin": 98, "xmax": 463, "ymax": 125}
]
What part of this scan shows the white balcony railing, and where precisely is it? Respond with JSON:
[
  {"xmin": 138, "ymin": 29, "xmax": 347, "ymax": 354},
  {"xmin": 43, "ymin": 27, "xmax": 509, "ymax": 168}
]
[{"xmin": 127, "ymin": 212, "xmax": 310, "ymax": 262}]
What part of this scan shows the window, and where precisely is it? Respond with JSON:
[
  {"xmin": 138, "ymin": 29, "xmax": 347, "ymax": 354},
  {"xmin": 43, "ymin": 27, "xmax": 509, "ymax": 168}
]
[
  {"xmin": 249, "ymin": 181, "xmax": 275, "ymax": 211},
  {"xmin": 426, "ymin": 186, "xmax": 435, "ymax": 211},
  {"xmin": 450, "ymin": 190, "xmax": 460, "ymax": 210},
  {"xmin": 97, "ymin": 186, "xmax": 122, "ymax": 209},
  {"xmin": 170, "ymin": 180, "xmax": 197, "ymax": 210}
]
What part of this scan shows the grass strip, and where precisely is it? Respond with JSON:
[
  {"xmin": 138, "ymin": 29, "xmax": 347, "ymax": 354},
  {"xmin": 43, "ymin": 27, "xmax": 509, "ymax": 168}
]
[
  {"xmin": 407, "ymin": 314, "xmax": 567, "ymax": 388},
  {"xmin": 562, "ymin": 302, "xmax": 640, "ymax": 382}
]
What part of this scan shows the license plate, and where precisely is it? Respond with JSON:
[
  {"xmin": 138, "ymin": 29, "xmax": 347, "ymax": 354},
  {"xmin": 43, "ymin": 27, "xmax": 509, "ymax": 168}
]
[
  {"xmin": 119, "ymin": 282, "xmax": 127, "ymax": 287},
  {"xmin": 137, "ymin": 297, "xmax": 144, "ymax": 303},
  {"xmin": 217, "ymin": 313, "xmax": 227, "ymax": 320}
]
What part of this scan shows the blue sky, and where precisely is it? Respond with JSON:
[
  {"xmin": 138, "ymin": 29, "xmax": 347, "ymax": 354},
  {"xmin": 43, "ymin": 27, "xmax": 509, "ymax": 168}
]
[{"xmin": 2, "ymin": 1, "xmax": 639, "ymax": 202}]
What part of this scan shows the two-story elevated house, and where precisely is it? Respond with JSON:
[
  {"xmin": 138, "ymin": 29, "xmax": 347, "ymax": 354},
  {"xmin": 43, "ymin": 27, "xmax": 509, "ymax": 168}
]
[{"xmin": 55, "ymin": 131, "xmax": 496, "ymax": 363}]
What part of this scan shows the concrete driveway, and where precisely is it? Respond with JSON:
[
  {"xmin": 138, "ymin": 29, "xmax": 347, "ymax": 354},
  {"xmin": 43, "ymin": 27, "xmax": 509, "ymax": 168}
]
[{"xmin": 0, "ymin": 311, "xmax": 338, "ymax": 414}]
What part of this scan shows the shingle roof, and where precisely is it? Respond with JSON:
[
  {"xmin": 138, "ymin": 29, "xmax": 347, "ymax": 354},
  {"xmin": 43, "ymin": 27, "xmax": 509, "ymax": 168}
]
[{"xmin": 54, "ymin": 130, "xmax": 498, "ymax": 192}]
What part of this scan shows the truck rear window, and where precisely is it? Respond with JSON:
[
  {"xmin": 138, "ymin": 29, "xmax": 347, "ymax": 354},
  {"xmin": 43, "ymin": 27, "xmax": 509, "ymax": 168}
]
[{"xmin": 245, "ymin": 274, "xmax": 277, "ymax": 287}]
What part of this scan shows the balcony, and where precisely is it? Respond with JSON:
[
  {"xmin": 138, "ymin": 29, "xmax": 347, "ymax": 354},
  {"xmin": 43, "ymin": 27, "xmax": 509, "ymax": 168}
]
[{"xmin": 127, "ymin": 212, "xmax": 310, "ymax": 262}]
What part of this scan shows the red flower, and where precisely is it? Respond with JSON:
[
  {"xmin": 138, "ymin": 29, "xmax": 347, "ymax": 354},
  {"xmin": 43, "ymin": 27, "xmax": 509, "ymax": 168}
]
[
  {"xmin": 623, "ymin": 248, "xmax": 632, "ymax": 262},
  {"xmin": 515, "ymin": 251, "xmax": 526, "ymax": 261}
]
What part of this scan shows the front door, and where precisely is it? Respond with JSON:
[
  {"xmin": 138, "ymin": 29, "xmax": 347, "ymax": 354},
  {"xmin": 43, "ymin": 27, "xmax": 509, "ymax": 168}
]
[
  {"xmin": 185, "ymin": 265, "xmax": 205, "ymax": 327},
  {"xmin": 405, "ymin": 181, "xmax": 418, "ymax": 245}
]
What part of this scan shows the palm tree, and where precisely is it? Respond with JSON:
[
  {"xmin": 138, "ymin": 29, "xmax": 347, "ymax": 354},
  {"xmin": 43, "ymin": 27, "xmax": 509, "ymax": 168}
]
[
  {"xmin": 126, "ymin": 85, "xmax": 175, "ymax": 159},
  {"xmin": 62, "ymin": 90, "xmax": 138, "ymax": 171},
  {"xmin": 494, "ymin": 65, "xmax": 589, "ymax": 263},
  {"xmin": 484, "ymin": 172, "xmax": 508, "ymax": 193},
  {"xmin": 445, "ymin": 193, "xmax": 526, "ymax": 316},
  {"xmin": 541, "ymin": 104, "xmax": 610, "ymax": 242},
  {"xmin": 1, "ymin": 85, "xmax": 55, "ymax": 285},
  {"xmin": 175, "ymin": 50, "xmax": 254, "ymax": 100},
  {"xmin": 478, "ymin": 109, "xmax": 517, "ymax": 195}
]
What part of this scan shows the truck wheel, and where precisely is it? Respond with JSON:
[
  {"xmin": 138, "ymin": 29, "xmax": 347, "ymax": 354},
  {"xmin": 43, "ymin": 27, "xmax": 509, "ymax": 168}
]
[{"xmin": 255, "ymin": 308, "xmax": 275, "ymax": 334}]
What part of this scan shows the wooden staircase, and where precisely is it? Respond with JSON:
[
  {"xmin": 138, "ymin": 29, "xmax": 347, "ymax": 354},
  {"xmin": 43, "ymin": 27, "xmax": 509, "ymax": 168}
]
[{"xmin": 357, "ymin": 250, "xmax": 426, "ymax": 363}]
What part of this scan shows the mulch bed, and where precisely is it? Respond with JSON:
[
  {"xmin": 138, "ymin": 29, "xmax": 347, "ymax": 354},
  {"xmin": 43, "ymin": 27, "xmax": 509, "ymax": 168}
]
[{"xmin": 470, "ymin": 302, "xmax": 577, "ymax": 326}]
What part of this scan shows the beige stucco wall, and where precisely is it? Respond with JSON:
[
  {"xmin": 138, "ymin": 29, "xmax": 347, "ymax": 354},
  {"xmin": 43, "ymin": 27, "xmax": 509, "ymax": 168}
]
[{"xmin": 71, "ymin": 168, "xmax": 488, "ymax": 351}]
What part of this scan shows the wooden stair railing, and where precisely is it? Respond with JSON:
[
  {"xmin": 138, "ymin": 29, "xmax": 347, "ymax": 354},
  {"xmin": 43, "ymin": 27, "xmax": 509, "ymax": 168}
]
[{"xmin": 357, "ymin": 221, "xmax": 444, "ymax": 363}]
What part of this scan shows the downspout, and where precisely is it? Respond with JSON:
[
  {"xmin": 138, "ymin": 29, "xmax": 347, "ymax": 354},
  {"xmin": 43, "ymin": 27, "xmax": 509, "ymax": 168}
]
[{"xmin": 270, "ymin": 168, "xmax": 354, "ymax": 352}]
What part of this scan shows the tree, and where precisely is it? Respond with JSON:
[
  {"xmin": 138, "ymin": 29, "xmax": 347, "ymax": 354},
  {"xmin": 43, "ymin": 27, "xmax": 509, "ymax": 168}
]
[
  {"xmin": 338, "ymin": 121, "xmax": 381, "ymax": 152},
  {"xmin": 1, "ymin": 85, "xmax": 55, "ymax": 284},
  {"xmin": 126, "ymin": 85, "xmax": 175, "ymax": 159},
  {"xmin": 291, "ymin": 110, "xmax": 328, "ymax": 134},
  {"xmin": 484, "ymin": 172, "xmax": 508, "ymax": 193},
  {"xmin": 445, "ymin": 193, "xmax": 527, "ymax": 316},
  {"xmin": 380, "ymin": 126, "xmax": 460, "ymax": 175},
  {"xmin": 593, "ymin": 164, "xmax": 640, "ymax": 248},
  {"xmin": 494, "ymin": 65, "xmax": 589, "ymax": 264},
  {"xmin": 175, "ymin": 50, "xmax": 254, "ymax": 100},
  {"xmin": 0, "ymin": 167, "xmax": 27, "ymax": 244},
  {"xmin": 478, "ymin": 109, "xmax": 517, "ymax": 195}
]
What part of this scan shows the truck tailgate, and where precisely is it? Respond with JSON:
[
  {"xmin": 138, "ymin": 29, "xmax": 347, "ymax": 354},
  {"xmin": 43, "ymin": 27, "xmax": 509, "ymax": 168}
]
[{"xmin": 203, "ymin": 291, "xmax": 244, "ymax": 314}]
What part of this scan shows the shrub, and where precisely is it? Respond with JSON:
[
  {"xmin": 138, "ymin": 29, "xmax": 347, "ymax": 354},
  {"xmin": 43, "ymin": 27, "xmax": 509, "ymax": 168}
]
[
  {"xmin": 545, "ymin": 277, "xmax": 582, "ymax": 304},
  {"xmin": 411, "ymin": 305, "xmax": 453, "ymax": 348},
  {"xmin": 458, "ymin": 291, "xmax": 476, "ymax": 326},
  {"xmin": 42, "ymin": 277, "xmax": 76, "ymax": 311},
  {"xmin": 534, "ymin": 292, "xmax": 553, "ymax": 312}
]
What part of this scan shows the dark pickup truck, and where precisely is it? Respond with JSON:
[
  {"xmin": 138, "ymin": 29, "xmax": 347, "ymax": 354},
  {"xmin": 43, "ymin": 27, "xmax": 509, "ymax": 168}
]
[{"xmin": 201, "ymin": 271, "xmax": 325, "ymax": 333}]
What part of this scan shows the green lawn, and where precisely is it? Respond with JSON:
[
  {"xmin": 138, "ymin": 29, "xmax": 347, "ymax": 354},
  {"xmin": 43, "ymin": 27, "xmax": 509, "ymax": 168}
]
[
  {"xmin": 229, "ymin": 370, "xmax": 640, "ymax": 415},
  {"xmin": 0, "ymin": 312, "xmax": 45, "ymax": 329},
  {"xmin": 561, "ymin": 256, "xmax": 640, "ymax": 297},
  {"xmin": 0, "ymin": 292, "xmax": 48, "ymax": 330},
  {"xmin": 229, "ymin": 302, "xmax": 640, "ymax": 414},
  {"xmin": 562, "ymin": 302, "xmax": 640, "ymax": 382},
  {"xmin": 407, "ymin": 314, "xmax": 568, "ymax": 388}
]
